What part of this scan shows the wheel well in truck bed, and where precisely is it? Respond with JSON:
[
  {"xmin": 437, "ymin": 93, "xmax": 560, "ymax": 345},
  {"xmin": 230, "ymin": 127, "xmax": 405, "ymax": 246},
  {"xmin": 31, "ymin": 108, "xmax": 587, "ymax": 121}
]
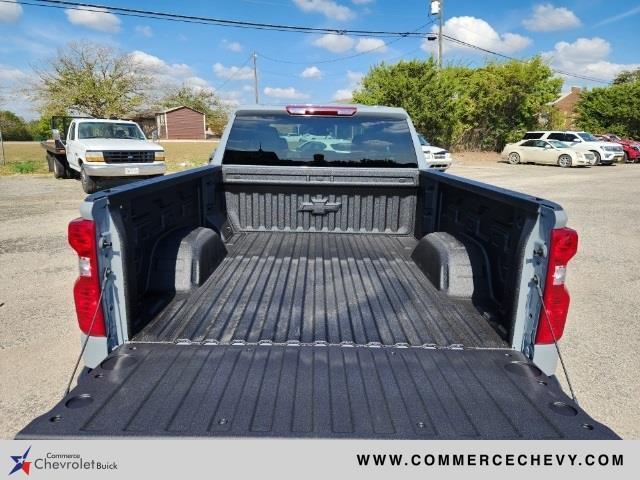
[{"xmin": 104, "ymin": 167, "xmax": 224, "ymax": 337}]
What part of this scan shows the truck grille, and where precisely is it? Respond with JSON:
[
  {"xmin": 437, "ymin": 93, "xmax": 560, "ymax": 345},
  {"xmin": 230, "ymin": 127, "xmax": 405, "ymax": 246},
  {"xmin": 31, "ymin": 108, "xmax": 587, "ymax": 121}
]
[
  {"xmin": 433, "ymin": 152, "xmax": 447, "ymax": 160},
  {"xmin": 103, "ymin": 151, "xmax": 155, "ymax": 163}
]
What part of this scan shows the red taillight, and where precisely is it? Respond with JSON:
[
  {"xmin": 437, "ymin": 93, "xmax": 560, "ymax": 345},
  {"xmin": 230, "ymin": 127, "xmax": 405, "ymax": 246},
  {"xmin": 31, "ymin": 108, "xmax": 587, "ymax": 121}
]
[
  {"xmin": 286, "ymin": 105, "xmax": 357, "ymax": 116},
  {"xmin": 535, "ymin": 227, "xmax": 578, "ymax": 344},
  {"xmin": 68, "ymin": 218, "xmax": 106, "ymax": 337}
]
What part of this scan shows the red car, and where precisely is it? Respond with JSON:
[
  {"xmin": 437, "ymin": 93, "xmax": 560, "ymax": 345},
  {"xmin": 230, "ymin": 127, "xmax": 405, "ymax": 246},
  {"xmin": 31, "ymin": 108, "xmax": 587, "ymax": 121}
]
[{"xmin": 595, "ymin": 134, "xmax": 640, "ymax": 163}]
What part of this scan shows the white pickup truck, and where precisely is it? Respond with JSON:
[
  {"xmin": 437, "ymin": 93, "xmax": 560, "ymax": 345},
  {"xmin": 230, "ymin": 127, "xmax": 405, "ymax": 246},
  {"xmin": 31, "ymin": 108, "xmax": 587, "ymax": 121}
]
[
  {"xmin": 418, "ymin": 133, "xmax": 453, "ymax": 170},
  {"xmin": 42, "ymin": 118, "xmax": 166, "ymax": 193}
]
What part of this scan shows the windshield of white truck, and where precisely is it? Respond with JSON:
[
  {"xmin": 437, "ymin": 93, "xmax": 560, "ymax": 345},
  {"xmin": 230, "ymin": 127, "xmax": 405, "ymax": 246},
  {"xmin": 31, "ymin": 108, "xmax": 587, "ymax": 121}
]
[
  {"xmin": 223, "ymin": 112, "xmax": 418, "ymax": 168},
  {"xmin": 418, "ymin": 134, "xmax": 431, "ymax": 146},
  {"xmin": 78, "ymin": 122, "xmax": 145, "ymax": 140}
]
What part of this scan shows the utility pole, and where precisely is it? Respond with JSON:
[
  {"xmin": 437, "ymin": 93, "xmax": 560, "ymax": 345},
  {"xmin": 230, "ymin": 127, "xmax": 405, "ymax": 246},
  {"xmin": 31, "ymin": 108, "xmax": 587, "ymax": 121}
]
[
  {"xmin": 438, "ymin": 0, "xmax": 444, "ymax": 69},
  {"xmin": 0, "ymin": 129, "xmax": 5, "ymax": 166},
  {"xmin": 430, "ymin": 0, "xmax": 444, "ymax": 68},
  {"xmin": 252, "ymin": 51, "xmax": 259, "ymax": 104}
]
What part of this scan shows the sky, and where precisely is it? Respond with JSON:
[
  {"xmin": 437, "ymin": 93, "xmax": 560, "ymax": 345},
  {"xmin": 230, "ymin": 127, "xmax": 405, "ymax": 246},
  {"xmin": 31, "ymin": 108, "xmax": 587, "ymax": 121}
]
[{"xmin": 1, "ymin": 0, "xmax": 639, "ymax": 119}]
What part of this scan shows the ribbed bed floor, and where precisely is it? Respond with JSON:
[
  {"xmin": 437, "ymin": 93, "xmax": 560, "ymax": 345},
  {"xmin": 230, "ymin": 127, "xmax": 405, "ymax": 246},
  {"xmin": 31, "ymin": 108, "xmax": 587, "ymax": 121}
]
[
  {"xmin": 136, "ymin": 232, "xmax": 506, "ymax": 348},
  {"xmin": 19, "ymin": 344, "xmax": 617, "ymax": 439}
]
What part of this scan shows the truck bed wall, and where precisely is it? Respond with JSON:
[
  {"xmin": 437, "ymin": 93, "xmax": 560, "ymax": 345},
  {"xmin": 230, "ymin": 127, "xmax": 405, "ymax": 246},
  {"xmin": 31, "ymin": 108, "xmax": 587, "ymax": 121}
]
[
  {"xmin": 222, "ymin": 166, "xmax": 418, "ymax": 234},
  {"xmin": 98, "ymin": 166, "xmax": 545, "ymax": 345},
  {"xmin": 418, "ymin": 171, "xmax": 540, "ymax": 342},
  {"xmin": 101, "ymin": 166, "xmax": 223, "ymax": 337}
]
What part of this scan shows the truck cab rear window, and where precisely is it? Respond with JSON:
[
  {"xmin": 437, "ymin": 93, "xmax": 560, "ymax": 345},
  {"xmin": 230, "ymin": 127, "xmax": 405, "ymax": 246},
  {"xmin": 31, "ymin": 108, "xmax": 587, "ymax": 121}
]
[
  {"xmin": 223, "ymin": 113, "xmax": 418, "ymax": 168},
  {"xmin": 523, "ymin": 132, "xmax": 543, "ymax": 140}
]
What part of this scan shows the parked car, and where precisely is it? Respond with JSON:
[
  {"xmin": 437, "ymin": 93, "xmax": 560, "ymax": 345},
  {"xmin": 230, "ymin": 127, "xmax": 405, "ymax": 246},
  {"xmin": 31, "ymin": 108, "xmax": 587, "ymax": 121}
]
[
  {"xmin": 41, "ymin": 118, "xmax": 166, "ymax": 193},
  {"xmin": 502, "ymin": 139, "xmax": 596, "ymax": 167},
  {"xmin": 418, "ymin": 134, "xmax": 452, "ymax": 170},
  {"xmin": 296, "ymin": 138, "xmax": 351, "ymax": 154},
  {"xmin": 595, "ymin": 134, "xmax": 640, "ymax": 163},
  {"xmin": 18, "ymin": 104, "xmax": 617, "ymax": 439},
  {"xmin": 522, "ymin": 131, "xmax": 624, "ymax": 165}
]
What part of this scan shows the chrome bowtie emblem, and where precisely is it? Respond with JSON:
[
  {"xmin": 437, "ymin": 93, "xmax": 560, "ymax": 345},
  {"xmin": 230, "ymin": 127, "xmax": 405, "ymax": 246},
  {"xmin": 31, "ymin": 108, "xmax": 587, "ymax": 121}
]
[{"xmin": 299, "ymin": 196, "xmax": 342, "ymax": 215}]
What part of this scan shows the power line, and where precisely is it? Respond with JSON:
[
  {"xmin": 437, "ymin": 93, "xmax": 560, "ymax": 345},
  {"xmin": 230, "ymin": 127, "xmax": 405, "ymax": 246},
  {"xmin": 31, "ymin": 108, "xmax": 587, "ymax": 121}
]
[
  {"xmin": 441, "ymin": 34, "xmax": 611, "ymax": 84},
  {"xmin": 17, "ymin": 0, "xmax": 429, "ymax": 38},
  {"xmin": 259, "ymin": 42, "xmax": 435, "ymax": 81},
  {"xmin": 259, "ymin": 21, "xmax": 435, "ymax": 65},
  {"xmin": 5, "ymin": 0, "xmax": 613, "ymax": 84},
  {"xmin": 213, "ymin": 53, "xmax": 254, "ymax": 92}
]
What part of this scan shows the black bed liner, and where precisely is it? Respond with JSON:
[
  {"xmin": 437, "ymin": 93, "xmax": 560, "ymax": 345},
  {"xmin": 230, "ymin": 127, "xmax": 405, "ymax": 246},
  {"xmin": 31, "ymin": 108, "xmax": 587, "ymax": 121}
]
[
  {"xmin": 18, "ymin": 343, "xmax": 617, "ymax": 439},
  {"xmin": 136, "ymin": 232, "xmax": 506, "ymax": 348}
]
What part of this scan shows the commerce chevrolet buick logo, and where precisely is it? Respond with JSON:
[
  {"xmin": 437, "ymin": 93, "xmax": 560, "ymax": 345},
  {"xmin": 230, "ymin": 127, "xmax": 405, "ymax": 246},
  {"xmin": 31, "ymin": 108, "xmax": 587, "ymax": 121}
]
[
  {"xmin": 299, "ymin": 196, "xmax": 342, "ymax": 215},
  {"xmin": 9, "ymin": 446, "xmax": 31, "ymax": 476}
]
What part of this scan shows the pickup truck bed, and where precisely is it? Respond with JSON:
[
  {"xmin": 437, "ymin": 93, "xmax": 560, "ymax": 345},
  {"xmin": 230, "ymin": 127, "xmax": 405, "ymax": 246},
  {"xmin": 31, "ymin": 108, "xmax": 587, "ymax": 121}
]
[
  {"xmin": 19, "ymin": 343, "xmax": 615, "ymax": 439},
  {"xmin": 136, "ymin": 232, "xmax": 506, "ymax": 347},
  {"xmin": 40, "ymin": 139, "xmax": 66, "ymax": 155},
  {"xmin": 18, "ymin": 106, "xmax": 619, "ymax": 440}
]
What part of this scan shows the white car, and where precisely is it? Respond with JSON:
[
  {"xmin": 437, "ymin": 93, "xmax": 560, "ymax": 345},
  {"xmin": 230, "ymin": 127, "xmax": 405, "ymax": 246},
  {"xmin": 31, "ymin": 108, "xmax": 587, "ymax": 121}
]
[
  {"xmin": 49, "ymin": 118, "xmax": 166, "ymax": 193},
  {"xmin": 418, "ymin": 134, "xmax": 452, "ymax": 171},
  {"xmin": 523, "ymin": 131, "xmax": 624, "ymax": 165},
  {"xmin": 501, "ymin": 139, "xmax": 596, "ymax": 167},
  {"xmin": 296, "ymin": 138, "xmax": 351, "ymax": 153}
]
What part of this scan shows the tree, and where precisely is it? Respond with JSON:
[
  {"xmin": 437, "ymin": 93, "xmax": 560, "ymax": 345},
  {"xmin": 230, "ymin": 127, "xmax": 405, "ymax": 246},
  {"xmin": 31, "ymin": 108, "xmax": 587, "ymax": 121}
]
[
  {"xmin": 0, "ymin": 111, "xmax": 33, "ymax": 140},
  {"xmin": 613, "ymin": 68, "xmax": 640, "ymax": 85},
  {"xmin": 576, "ymin": 80, "xmax": 640, "ymax": 138},
  {"xmin": 352, "ymin": 58, "xmax": 469, "ymax": 148},
  {"xmin": 30, "ymin": 42, "xmax": 150, "ymax": 118},
  {"xmin": 463, "ymin": 57, "xmax": 562, "ymax": 150},
  {"xmin": 161, "ymin": 85, "xmax": 229, "ymax": 135},
  {"xmin": 28, "ymin": 117, "xmax": 52, "ymax": 141},
  {"xmin": 352, "ymin": 56, "xmax": 562, "ymax": 150}
]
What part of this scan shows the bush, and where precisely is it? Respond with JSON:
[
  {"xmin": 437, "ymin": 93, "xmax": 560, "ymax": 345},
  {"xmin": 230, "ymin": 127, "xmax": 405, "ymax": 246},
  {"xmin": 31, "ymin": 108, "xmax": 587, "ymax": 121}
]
[
  {"xmin": 576, "ymin": 77, "xmax": 640, "ymax": 139},
  {"xmin": 352, "ymin": 57, "xmax": 562, "ymax": 151}
]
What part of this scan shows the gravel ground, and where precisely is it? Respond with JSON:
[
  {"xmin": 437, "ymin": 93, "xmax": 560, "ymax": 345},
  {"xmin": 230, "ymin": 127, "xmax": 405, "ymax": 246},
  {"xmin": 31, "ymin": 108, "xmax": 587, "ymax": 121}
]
[{"xmin": 1, "ymin": 162, "xmax": 638, "ymax": 438}]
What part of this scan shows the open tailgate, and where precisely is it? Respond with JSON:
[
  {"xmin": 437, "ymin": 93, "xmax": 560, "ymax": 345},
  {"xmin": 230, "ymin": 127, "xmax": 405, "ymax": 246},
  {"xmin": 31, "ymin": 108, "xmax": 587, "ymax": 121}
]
[{"xmin": 18, "ymin": 343, "xmax": 617, "ymax": 439}]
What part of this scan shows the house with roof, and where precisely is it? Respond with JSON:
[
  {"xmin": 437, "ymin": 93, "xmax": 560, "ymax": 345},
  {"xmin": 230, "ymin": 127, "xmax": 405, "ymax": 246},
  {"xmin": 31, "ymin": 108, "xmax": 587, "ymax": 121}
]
[
  {"xmin": 552, "ymin": 87, "xmax": 582, "ymax": 129},
  {"xmin": 155, "ymin": 106, "xmax": 206, "ymax": 140}
]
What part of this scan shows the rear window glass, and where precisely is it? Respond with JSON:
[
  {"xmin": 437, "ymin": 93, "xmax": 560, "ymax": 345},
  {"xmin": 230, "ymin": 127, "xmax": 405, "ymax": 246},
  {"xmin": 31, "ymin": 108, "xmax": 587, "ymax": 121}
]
[
  {"xmin": 223, "ymin": 112, "xmax": 418, "ymax": 168},
  {"xmin": 578, "ymin": 132, "xmax": 597, "ymax": 141},
  {"xmin": 523, "ymin": 132, "xmax": 543, "ymax": 139},
  {"xmin": 547, "ymin": 133, "xmax": 565, "ymax": 141}
]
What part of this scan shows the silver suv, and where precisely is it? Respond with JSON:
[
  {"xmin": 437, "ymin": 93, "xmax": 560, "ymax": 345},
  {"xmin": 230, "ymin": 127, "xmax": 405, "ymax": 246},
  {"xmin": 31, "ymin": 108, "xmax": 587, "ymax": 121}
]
[{"xmin": 523, "ymin": 131, "xmax": 624, "ymax": 165}]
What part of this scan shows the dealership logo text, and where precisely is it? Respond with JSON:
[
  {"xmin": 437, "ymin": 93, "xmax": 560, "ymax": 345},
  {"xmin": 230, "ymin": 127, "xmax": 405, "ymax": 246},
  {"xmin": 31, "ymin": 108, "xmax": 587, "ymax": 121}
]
[{"xmin": 32, "ymin": 453, "xmax": 117, "ymax": 471}]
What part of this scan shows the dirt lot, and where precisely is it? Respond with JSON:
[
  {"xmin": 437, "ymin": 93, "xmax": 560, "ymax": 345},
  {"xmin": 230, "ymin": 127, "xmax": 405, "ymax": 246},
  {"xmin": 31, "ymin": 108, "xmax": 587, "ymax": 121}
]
[{"xmin": 1, "ymin": 160, "xmax": 639, "ymax": 438}]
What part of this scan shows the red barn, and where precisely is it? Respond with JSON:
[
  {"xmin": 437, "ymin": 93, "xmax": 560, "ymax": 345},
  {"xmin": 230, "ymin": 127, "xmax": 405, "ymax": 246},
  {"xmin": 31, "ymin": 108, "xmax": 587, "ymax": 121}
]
[{"xmin": 155, "ymin": 106, "xmax": 206, "ymax": 140}]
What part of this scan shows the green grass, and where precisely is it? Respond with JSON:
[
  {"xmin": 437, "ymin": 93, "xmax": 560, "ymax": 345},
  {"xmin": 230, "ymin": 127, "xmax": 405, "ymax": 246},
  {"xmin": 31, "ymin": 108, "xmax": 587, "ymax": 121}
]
[
  {"xmin": 0, "ymin": 141, "xmax": 219, "ymax": 176},
  {"xmin": 0, "ymin": 142, "xmax": 48, "ymax": 176},
  {"xmin": 159, "ymin": 141, "xmax": 218, "ymax": 172},
  {"xmin": 10, "ymin": 160, "xmax": 38, "ymax": 174}
]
